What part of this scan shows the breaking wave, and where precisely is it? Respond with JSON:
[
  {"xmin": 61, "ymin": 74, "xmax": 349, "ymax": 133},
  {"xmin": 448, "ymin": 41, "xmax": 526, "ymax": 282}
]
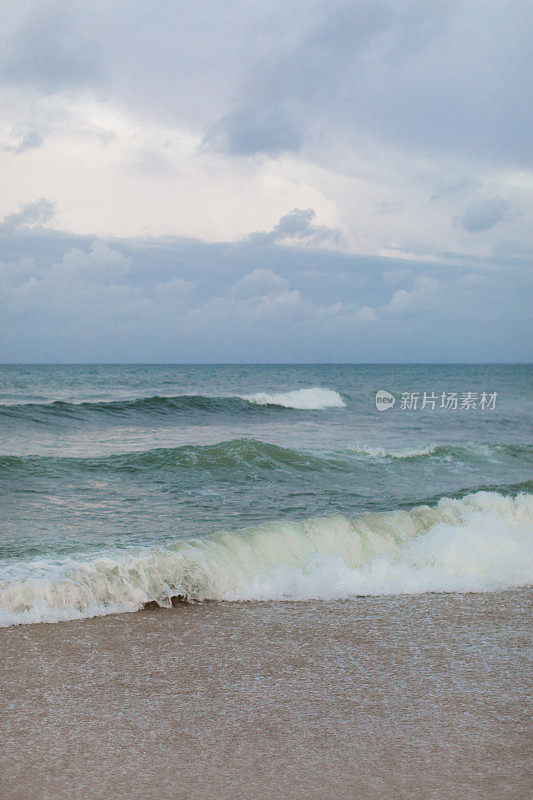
[
  {"xmin": 1, "ymin": 491, "xmax": 531, "ymax": 627},
  {"xmin": 0, "ymin": 387, "xmax": 346, "ymax": 423},
  {"xmin": 241, "ymin": 388, "xmax": 346, "ymax": 409}
]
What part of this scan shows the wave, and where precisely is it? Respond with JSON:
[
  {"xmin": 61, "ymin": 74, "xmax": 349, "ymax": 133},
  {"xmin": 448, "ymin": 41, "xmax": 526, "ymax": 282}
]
[
  {"xmin": 351, "ymin": 443, "xmax": 439, "ymax": 459},
  {"xmin": 240, "ymin": 388, "xmax": 346, "ymax": 409},
  {"xmin": 0, "ymin": 387, "xmax": 345, "ymax": 423},
  {"xmin": 1, "ymin": 491, "xmax": 531, "ymax": 627},
  {"xmin": 0, "ymin": 394, "xmax": 258, "ymax": 421},
  {"xmin": 1, "ymin": 440, "xmax": 531, "ymax": 482},
  {"xmin": 349, "ymin": 442, "xmax": 531, "ymax": 461},
  {"xmin": 0, "ymin": 439, "xmax": 348, "ymax": 476}
]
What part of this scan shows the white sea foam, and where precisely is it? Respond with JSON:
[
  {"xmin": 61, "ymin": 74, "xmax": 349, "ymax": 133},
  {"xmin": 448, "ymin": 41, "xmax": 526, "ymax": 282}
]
[
  {"xmin": 351, "ymin": 443, "xmax": 438, "ymax": 459},
  {"xmin": 1, "ymin": 492, "xmax": 531, "ymax": 627},
  {"xmin": 241, "ymin": 387, "xmax": 346, "ymax": 409}
]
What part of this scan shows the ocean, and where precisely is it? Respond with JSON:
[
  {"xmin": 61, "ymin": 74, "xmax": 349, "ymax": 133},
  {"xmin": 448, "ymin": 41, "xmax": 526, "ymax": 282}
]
[{"xmin": 0, "ymin": 363, "xmax": 531, "ymax": 625}]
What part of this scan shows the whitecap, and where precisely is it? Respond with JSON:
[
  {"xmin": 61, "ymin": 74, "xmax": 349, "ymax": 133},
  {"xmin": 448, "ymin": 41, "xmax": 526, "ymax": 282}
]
[{"xmin": 1, "ymin": 491, "xmax": 531, "ymax": 626}]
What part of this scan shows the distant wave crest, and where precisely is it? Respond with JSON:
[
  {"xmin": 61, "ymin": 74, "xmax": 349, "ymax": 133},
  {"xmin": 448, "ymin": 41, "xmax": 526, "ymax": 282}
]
[
  {"xmin": 1, "ymin": 491, "xmax": 531, "ymax": 627},
  {"xmin": 351, "ymin": 443, "xmax": 439, "ymax": 459},
  {"xmin": 0, "ymin": 387, "xmax": 346, "ymax": 422},
  {"xmin": 350, "ymin": 442, "xmax": 531, "ymax": 461}
]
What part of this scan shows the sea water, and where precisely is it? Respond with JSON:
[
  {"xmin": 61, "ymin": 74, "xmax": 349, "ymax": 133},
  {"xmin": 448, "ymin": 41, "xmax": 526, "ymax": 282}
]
[{"xmin": 0, "ymin": 363, "xmax": 531, "ymax": 625}]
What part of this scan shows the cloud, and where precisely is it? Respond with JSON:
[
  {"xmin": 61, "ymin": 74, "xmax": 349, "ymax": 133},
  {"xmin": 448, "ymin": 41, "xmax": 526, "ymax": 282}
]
[
  {"xmin": 204, "ymin": 105, "xmax": 303, "ymax": 157},
  {"xmin": 3, "ymin": 128, "xmax": 44, "ymax": 154},
  {"xmin": 56, "ymin": 240, "xmax": 131, "ymax": 281},
  {"xmin": 205, "ymin": 0, "xmax": 533, "ymax": 165},
  {"xmin": 0, "ymin": 0, "xmax": 531, "ymax": 362},
  {"xmin": 229, "ymin": 269, "xmax": 298, "ymax": 301},
  {"xmin": 430, "ymin": 176, "xmax": 479, "ymax": 202},
  {"xmin": 353, "ymin": 305, "xmax": 377, "ymax": 322},
  {"xmin": 2, "ymin": 0, "xmax": 531, "ymax": 167},
  {"xmin": 3, "ymin": 241, "xmax": 134, "ymax": 316},
  {"xmin": 461, "ymin": 196, "xmax": 510, "ymax": 233},
  {"xmin": 0, "ymin": 198, "xmax": 55, "ymax": 230},
  {"xmin": 382, "ymin": 268, "xmax": 411, "ymax": 285},
  {"xmin": 0, "ymin": 3, "xmax": 531, "ymax": 266},
  {"xmin": 0, "ymin": 1, "xmax": 102, "ymax": 92},
  {"xmin": 382, "ymin": 275, "xmax": 439, "ymax": 317},
  {"xmin": 245, "ymin": 208, "xmax": 341, "ymax": 248},
  {"xmin": 0, "ymin": 225, "xmax": 531, "ymax": 362},
  {"xmin": 153, "ymin": 277, "xmax": 194, "ymax": 304},
  {"xmin": 193, "ymin": 269, "xmax": 306, "ymax": 333}
]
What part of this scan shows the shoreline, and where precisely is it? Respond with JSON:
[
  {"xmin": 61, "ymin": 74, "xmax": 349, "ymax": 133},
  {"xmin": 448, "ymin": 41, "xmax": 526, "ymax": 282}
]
[{"xmin": 1, "ymin": 590, "xmax": 531, "ymax": 800}]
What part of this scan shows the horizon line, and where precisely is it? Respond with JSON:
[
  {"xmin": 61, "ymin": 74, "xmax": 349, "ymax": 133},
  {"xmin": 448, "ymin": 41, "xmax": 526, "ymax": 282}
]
[{"xmin": 0, "ymin": 361, "xmax": 531, "ymax": 367}]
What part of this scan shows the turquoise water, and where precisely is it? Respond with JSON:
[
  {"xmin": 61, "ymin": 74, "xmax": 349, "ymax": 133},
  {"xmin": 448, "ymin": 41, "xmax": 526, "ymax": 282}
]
[{"xmin": 0, "ymin": 364, "xmax": 531, "ymax": 624}]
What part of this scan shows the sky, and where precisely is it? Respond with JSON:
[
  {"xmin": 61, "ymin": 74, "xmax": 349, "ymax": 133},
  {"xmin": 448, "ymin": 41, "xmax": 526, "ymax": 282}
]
[{"xmin": 0, "ymin": 0, "xmax": 532, "ymax": 363}]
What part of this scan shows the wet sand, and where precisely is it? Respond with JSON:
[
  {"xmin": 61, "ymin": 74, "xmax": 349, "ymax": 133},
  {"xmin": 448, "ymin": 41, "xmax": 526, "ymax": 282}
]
[{"xmin": 1, "ymin": 590, "xmax": 531, "ymax": 800}]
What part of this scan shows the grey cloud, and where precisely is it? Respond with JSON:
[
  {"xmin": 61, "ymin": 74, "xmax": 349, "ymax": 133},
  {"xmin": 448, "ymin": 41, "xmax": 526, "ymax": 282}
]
[
  {"xmin": 430, "ymin": 176, "xmax": 479, "ymax": 202},
  {"xmin": 382, "ymin": 268, "xmax": 411, "ymax": 285},
  {"xmin": 353, "ymin": 305, "xmax": 377, "ymax": 322},
  {"xmin": 204, "ymin": 105, "xmax": 303, "ymax": 157},
  {"xmin": 273, "ymin": 209, "xmax": 316, "ymax": 237},
  {"xmin": 245, "ymin": 208, "xmax": 341, "ymax": 248},
  {"xmin": 1, "ymin": 222, "xmax": 531, "ymax": 362},
  {"xmin": 461, "ymin": 197, "xmax": 510, "ymax": 233},
  {"xmin": 3, "ymin": 129, "xmax": 44, "ymax": 155},
  {"xmin": 1, "ymin": 1, "xmax": 102, "ymax": 92},
  {"xmin": 381, "ymin": 275, "xmax": 439, "ymax": 317},
  {"xmin": 229, "ymin": 269, "xmax": 296, "ymax": 301},
  {"xmin": 0, "ymin": 198, "xmax": 56, "ymax": 230},
  {"xmin": 373, "ymin": 200, "xmax": 403, "ymax": 215},
  {"xmin": 2, "ymin": 1, "xmax": 530, "ymax": 167},
  {"xmin": 208, "ymin": 0, "xmax": 533, "ymax": 164},
  {"xmin": 153, "ymin": 278, "xmax": 194, "ymax": 304}
]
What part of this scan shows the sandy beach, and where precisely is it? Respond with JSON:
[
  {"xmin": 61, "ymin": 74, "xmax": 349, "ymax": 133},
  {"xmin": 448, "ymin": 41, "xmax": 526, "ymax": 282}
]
[{"xmin": 1, "ymin": 590, "xmax": 530, "ymax": 800}]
